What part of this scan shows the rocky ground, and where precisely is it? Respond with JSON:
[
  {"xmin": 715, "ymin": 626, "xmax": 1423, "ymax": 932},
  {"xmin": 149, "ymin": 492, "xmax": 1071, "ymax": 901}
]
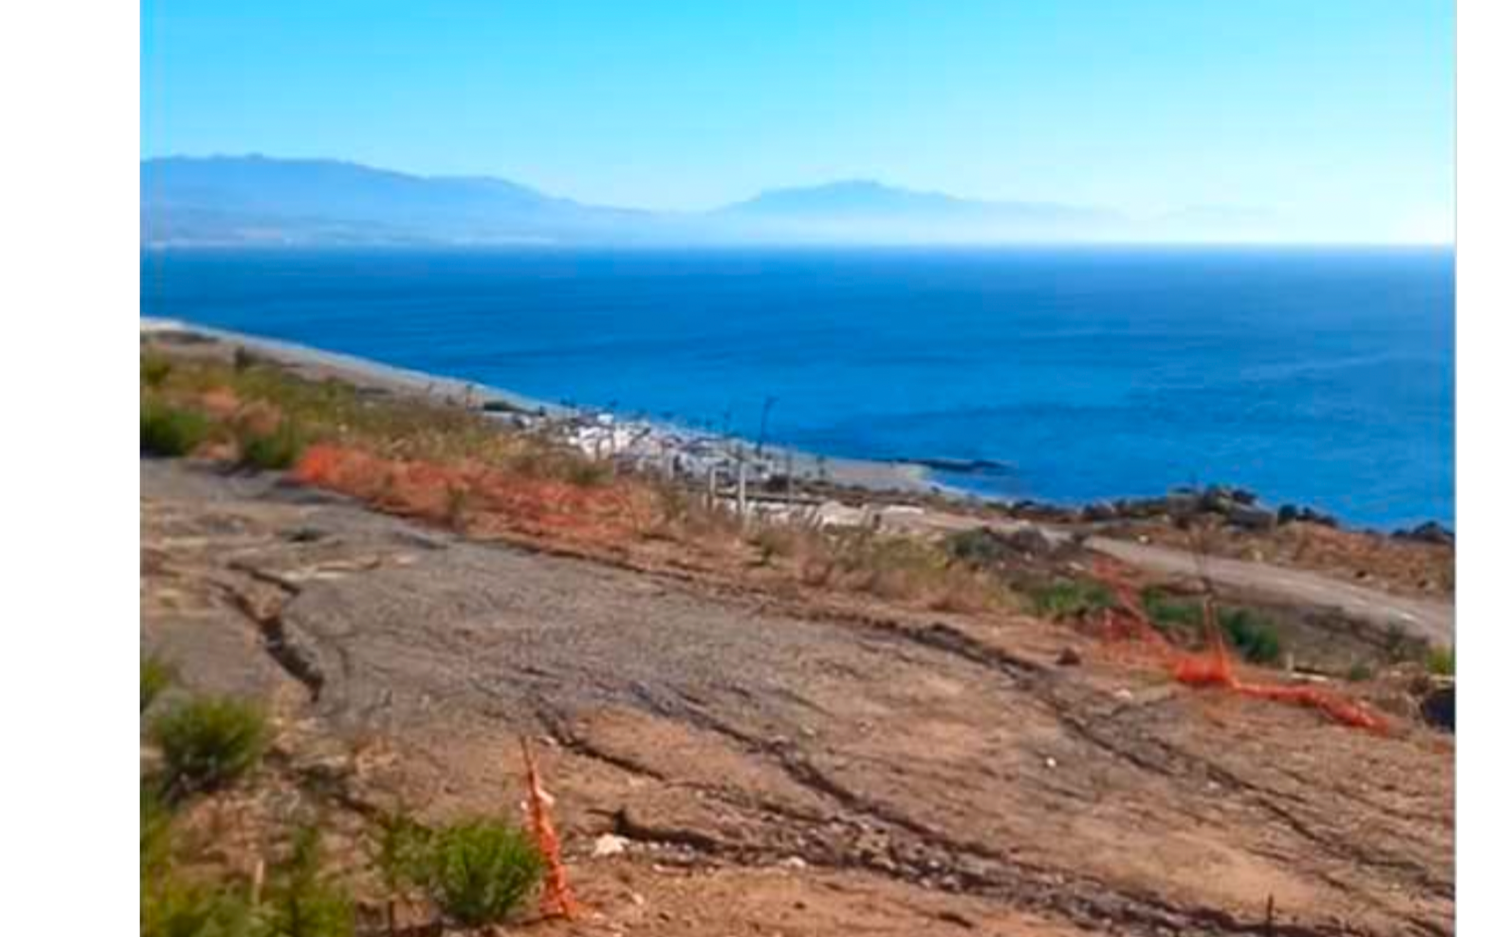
[{"xmin": 142, "ymin": 458, "xmax": 1454, "ymax": 936}]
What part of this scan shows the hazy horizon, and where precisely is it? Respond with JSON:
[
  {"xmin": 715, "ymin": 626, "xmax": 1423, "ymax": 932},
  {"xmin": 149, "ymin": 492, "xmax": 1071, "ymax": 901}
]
[{"xmin": 143, "ymin": 2, "xmax": 1455, "ymax": 245}]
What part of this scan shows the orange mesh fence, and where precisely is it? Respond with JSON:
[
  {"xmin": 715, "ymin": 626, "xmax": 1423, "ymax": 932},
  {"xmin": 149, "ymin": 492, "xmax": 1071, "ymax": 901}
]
[
  {"xmin": 1094, "ymin": 559, "xmax": 1176, "ymax": 652},
  {"xmin": 292, "ymin": 442, "xmax": 648, "ymax": 544},
  {"xmin": 1091, "ymin": 558, "xmax": 1389, "ymax": 733},
  {"xmin": 522, "ymin": 738, "xmax": 580, "ymax": 920}
]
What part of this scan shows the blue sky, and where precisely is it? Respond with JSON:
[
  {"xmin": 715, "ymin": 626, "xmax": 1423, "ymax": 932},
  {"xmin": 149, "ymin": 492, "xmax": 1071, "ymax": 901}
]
[{"xmin": 142, "ymin": 1, "xmax": 1454, "ymax": 241}]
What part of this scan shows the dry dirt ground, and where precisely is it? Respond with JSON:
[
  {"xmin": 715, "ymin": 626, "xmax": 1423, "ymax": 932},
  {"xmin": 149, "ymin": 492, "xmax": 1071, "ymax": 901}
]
[{"xmin": 141, "ymin": 458, "xmax": 1453, "ymax": 937}]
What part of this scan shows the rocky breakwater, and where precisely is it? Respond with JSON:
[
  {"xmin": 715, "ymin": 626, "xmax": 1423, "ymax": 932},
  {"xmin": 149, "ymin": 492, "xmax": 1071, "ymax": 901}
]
[{"xmin": 1007, "ymin": 484, "xmax": 1325, "ymax": 532}]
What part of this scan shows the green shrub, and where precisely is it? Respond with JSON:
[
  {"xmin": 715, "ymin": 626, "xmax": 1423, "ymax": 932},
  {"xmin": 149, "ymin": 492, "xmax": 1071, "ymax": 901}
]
[
  {"xmin": 410, "ymin": 819, "xmax": 544, "ymax": 927},
  {"xmin": 142, "ymin": 654, "xmax": 176, "ymax": 713},
  {"xmin": 239, "ymin": 421, "xmax": 307, "ymax": 471},
  {"xmin": 371, "ymin": 812, "xmax": 541, "ymax": 926},
  {"xmin": 1347, "ymin": 661, "xmax": 1376, "ymax": 682},
  {"xmin": 943, "ymin": 529, "xmax": 1007, "ymax": 567},
  {"xmin": 261, "ymin": 827, "xmax": 354, "ymax": 937},
  {"xmin": 1025, "ymin": 578, "xmax": 1114, "ymax": 618},
  {"xmin": 142, "ymin": 398, "xmax": 212, "ymax": 457},
  {"xmin": 1141, "ymin": 591, "xmax": 1283, "ymax": 665},
  {"xmin": 373, "ymin": 810, "xmax": 432, "ymax": 900},
  {"xmin": 141, "ymin": 783, "xmax": 175, "ymax": 881},
  {"xmin": 143, "ymin": 354, "xmax": 175, "ymax": 389},
  {"xmin": 1141, "ymin": 588, "xmax": 1203, "ymax": 635},
  {"xmin": 142, "ymin": 877, "xmax": 259, "ymax": 937},
  {"xmin": 1427, "ymin": 644, "xmax": 1455, "ymax": 677},
  {"xmin": 1221, "ymin": 608, "xmax": 1283, "ymax": 665},
  {"xmin": 150, "ymin": 696, "xmax": 270, "ymax": 797}
]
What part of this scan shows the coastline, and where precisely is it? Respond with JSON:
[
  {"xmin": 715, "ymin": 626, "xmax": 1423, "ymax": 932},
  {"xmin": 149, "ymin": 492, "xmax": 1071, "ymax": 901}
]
[
  {"xmin": 140, "ymin": 317, "xmax": 942, "ymax": 497},
  {"xmin": 139, "ymin": 317, "xmax": 1457, "ymax": 538}
]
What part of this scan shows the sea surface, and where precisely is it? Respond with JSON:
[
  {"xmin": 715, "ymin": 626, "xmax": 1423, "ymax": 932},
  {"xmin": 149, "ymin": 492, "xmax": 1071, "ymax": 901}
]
[{"xmin": 141, "ymin": 247, "xmax": 1454, "ymax": 529}]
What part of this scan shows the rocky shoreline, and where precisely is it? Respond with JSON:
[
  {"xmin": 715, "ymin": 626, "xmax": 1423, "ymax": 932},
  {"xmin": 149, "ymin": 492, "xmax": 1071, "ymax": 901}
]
[{"xmin": 1005, "ymin": 484, "xmax": 1454, "ymax": 542}]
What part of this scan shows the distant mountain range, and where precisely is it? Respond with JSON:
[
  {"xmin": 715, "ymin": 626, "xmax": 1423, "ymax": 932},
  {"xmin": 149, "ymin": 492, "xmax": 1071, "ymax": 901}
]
[{"xmin": 141, "ymin": 155, "xmax": 1274, "ymax": 247}]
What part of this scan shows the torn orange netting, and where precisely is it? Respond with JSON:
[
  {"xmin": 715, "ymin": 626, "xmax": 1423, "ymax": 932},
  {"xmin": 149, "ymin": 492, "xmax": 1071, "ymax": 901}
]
[
  {"xmin": 521, "ymin": 738, "xmax": 580, "ymax": 920},
  {"xmin": 1091, "ymin": 558, "xmax": 1388, "ymax": 733}
]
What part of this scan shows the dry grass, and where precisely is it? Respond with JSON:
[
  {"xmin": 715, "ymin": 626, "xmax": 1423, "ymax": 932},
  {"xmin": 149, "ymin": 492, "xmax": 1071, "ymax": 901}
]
[
  {"xmin": 142, "ymin": 348, "xmax": 1020, "ymax": 618},
  {"xmin": 768, "ymin": 526, "xmax": 1012, "ymax": 611}
]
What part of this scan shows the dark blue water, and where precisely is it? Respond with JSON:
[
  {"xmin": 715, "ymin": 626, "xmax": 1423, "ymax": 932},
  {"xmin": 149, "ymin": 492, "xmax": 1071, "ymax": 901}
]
[{"xmin": 141, "ymin": 247, "xmax": 1454, "ymax": 529}]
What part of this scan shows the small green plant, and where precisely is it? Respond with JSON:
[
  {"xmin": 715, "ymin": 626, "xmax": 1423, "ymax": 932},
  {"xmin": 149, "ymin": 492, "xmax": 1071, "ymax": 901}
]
[
  {"xmin": 143, "ymin": 354, "xmax": 175, "ymax": 388},
  {"xmin": 150, "ymin": 696, "xmax": 270, "ymax": 797},
  {"xmin": 261, "ymin": 827, "xmax": 354, "ymax": 937},
  {"xmin": 142, "ymin": 877, "xmax": 260, "ymax": 937},
  {"xmin": 1142, "ymin": 591, "xmax": 1283, "ymax": 665},
  {"xmin": 1427, "ymin": 644, "xmax": 1455, "ymax": 677},
  {"xmin": 1220, "ymin": 608, "xmax": 1283, "ymax": 665},
  {"xmin": 1025, "ymin": 578, "xmax": 1114, "ymax": 618},
  {"xmin": 141, "ymin": 783, "xmax": 175, "ymax": 882},
  {"xmin": 943, "ymin": 528, "xmax": 1007, "ymax": 567},
  {"xmin": 373, "ymin": 810, "xmax": 432, "ymax": 902},
  {"xmin": 410, "ymin": 819, "xmax": 544, "ymax": 928},
  {"xmin": 372, "ymin": 811, "xmax": 543, "ymax": 927},
  {"xmin": 142, "ymin": 654, "xmax": 176, "ymax": 713},
  {"xmin": 239, "ymin": 420, "xmax": 307, "ymax": 471},
  {"xmin": 1141, "ymin": 588, "xmax": 1202, "ymax": 636},
  {"xmin": 1347, "ymin": 661, "xmax": 1376, "ymax": 682},
  {"xmin": 142, "ymin": 397, "xmax": 212, "ymax": 457}
]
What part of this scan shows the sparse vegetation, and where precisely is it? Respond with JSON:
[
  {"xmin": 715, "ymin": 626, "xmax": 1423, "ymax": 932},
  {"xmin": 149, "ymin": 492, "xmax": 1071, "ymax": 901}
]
[
  {"xmin": 373, "ymin": 810, "xmax": 433, "ymax": 903},
  {"xmin": 139, "ymin": 350, "xmax": 615, "ymax": 486},
  {"xmin": 810, "ymin": 529, "xmax": 1007, "ymax": 610},
  {"xmin": 142, "ymin": 396, "xmax": 212, "ymax": 457},
  {"xmin": 142, "ymin": 654, "xmax": 176, "ymax": 712},
  {"xmin": 1025, "ymin": 578, "xmax": 1114, "ymax": 618},
  {"xmin": 1220, "ymin": 607, "xmax": 1283, "ymax": 665},
  {"xmin": 416, "ymin": 819, "xmax": 544, "ymax": 927},
  {"xmin": 372, "ymin": 812, "xmax": 544, "ymax": 927},
  {"xmin": 1141, "ymin": 588, "xmax": 1202, "ymax": 637},
  {"xmin": 261, "ymin": 827, "xmax": 355, "ymax": 937},
  {"xmin": 142, "ymin": 878, "xmax": 260, "ymax": 937},
  {"xmin": 1347, "ymin": 661, "xmax": 1376, "ymax": 682},
  {"xmin": 143, "ymin": 353, "xmax": 175, "ymax": 388},
  {"xmin": 1141, "ymin": 589, "xmax": 1283, "ymax": 665},
  {"xmin": 141, "ymin": 783, "xmax": 175, "ymax": 882},
  {"xmin": 150, "ymin": 695, "xmax": 270, "ymax": 797},
  {"xmin": 562, "ymin": 457, "xmax": 614, "ymax": 487},
  {"xmin": 943, "ymin": 528, "xmax": 1009, "ymax": 566},
  {"xmin": 749, "ymin": 523, "xmax": 805, "ymax": 563},
  {"xmin": 1427, "ymin": 644, "xmax": 1455, "ymax": 677},
  {"xmin": 239, "ymin": 420, "xmax": 307, "ymax": 471}
]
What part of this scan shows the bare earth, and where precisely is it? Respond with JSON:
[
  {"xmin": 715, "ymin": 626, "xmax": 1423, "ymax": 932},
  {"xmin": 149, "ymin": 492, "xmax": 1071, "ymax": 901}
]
[{"xmin": 142, "ymin": 458, "xmax": 1453, "ymax": 936}]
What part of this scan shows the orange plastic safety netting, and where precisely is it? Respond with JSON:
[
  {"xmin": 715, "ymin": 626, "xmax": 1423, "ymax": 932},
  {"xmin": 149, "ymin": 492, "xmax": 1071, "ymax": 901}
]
[
  {"xmin": 521, "ymin": 738, "xmax": 581, "ymax": 919},
  {"xmin": 292, "ymin": 442, "xmax": 648, "ymax": 544},
  {"xmin": 1092, "ymin": 558, "xmax": 1388, "ymax": 733}
]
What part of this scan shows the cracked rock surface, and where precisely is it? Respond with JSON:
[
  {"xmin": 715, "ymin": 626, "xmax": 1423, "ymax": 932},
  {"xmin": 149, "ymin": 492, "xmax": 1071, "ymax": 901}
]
[{"xmin": 141, "ymin": 459, "xmax": 1453, "ymax": 937}]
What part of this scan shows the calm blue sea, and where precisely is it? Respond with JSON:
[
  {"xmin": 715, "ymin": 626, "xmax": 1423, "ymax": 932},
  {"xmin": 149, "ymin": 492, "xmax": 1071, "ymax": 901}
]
[{"xmin": 140, "ymin": 247, "xmax": 1454, "ymax": 530}]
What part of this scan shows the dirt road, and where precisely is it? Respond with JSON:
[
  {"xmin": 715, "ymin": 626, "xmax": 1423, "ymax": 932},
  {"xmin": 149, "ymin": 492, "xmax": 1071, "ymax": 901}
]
[
  {"xmin": 142, "ymin": 459, "xmax": 1453, "ymax": 936},
  {"xmin": 880, "ymin": 509, "xmax": 1456, "ymax": 644}
]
